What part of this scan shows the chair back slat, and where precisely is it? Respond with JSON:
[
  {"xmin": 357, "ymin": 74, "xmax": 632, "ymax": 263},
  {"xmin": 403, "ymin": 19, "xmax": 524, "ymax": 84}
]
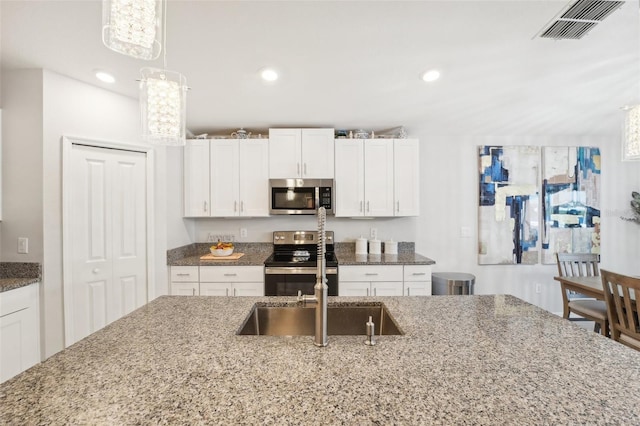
[
  {"xmin": 601, "ymin": 269, "xmax": 640, "ymax": 351},
  {"xmin": 556, "ymin": 253, "xmax": 600, "ymax": 278}
]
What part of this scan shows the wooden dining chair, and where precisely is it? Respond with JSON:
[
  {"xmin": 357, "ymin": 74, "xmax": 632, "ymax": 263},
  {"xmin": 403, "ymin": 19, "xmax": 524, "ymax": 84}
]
[
  {"xmin": 556, "ymin": 252, "xmax": 609, "ymax": 336},
  {"xmin": 601, "ymin": 269, "xmax": 640, "ymax": 351}
]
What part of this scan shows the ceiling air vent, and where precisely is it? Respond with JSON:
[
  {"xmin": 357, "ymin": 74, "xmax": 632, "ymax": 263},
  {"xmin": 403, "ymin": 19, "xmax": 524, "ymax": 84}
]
[{"xmin": 538, "ymin": 0, "xmax": 624, "ymax": 40}]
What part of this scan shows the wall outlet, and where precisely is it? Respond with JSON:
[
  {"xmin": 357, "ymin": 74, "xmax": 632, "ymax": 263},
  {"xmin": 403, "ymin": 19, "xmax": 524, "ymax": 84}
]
[
  {"xmin": 18, "ymin": 237, "xmax": 28, "ymax": 254},
  {"xmin": 240, "ymin": 228, "xmax": 247, "ymax": 238},
  {"xmin": 535, "ymin": 282, "xmax": 541, "ymax": 294},
  {"xmin": 370, "ymin": 228, "xmax": 378, "ymax": 239}
]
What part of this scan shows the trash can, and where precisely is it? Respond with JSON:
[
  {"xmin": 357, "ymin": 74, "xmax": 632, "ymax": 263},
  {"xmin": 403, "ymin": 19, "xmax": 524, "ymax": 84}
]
[{"xmin": 432, "ymin": 272, "xmax": 475, "ymax": 295}]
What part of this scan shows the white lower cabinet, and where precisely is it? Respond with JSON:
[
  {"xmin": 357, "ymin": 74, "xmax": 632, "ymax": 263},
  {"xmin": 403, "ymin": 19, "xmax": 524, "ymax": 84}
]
[
  {"xmin": 171, "ymin": 266, "xmax": 264, "ymax": 296},
  {"xmin": 339, "ymin": 265, "xmax": 403, "ymax": 296},
  {"xmin": 403, "ymin": 265, "xmax": 432, "ymax": 296},
  {"xmin": 170, "ymin": 266, "xmax": 200, "ymax": 295},
  {"xmin": 1, "ymin": 283, "xmax": 41, "ymax": 384}
]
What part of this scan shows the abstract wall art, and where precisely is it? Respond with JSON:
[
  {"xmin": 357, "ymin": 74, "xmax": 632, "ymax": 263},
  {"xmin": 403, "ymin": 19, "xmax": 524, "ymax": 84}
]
[
  {"xmin": 541, "ymin": 147, "xmax": 601, "ymax": 264},
  {"xmin": 478, "ymin": 146, "xmax": 540, "ymax": 265}
]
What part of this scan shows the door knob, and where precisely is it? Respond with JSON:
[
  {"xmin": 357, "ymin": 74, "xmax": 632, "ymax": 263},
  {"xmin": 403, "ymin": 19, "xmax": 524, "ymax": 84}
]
[{"xmin": 92, "ymin": 268, "xmax": 100, "ymax": 274}]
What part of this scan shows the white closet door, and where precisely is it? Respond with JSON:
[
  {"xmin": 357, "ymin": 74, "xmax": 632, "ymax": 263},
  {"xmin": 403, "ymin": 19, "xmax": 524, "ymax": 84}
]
[{"xmin": 68, "ymin": 145, "xmax": 147, "ymax": 345}]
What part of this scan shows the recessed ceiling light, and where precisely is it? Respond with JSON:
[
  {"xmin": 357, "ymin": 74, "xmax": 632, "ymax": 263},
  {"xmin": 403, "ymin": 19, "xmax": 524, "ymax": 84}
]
[
  {"xmin": 95, "ymin": 70, "xmax": 115, "ymax": 83},
  {"xmin": 260, "ymin": 68, "xmax": 278, "ymax": 82},
  {"xmin": 421, "ymin": 69, "xmax": 440, "ymax": 82}
]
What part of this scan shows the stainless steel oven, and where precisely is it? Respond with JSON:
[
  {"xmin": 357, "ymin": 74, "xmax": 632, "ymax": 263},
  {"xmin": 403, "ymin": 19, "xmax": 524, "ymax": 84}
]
[
  {"xmin": 269, "ymin": 179, "xmax": 334, "ymax": 215},
  {"xmin": 264, "ymin": 231, "xmax": 339, "ymax": 296}
]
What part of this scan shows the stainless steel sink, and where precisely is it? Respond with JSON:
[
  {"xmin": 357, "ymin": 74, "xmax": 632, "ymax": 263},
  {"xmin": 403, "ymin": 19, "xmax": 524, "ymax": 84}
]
[{"xmin": 237, "ymin": 303, "xmax": 403, "ymax": 336}]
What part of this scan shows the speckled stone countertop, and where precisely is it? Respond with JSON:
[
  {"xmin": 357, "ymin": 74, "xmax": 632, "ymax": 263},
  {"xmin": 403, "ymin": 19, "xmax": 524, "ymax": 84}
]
[
  {"xmin": 335, "ymin": 242, "xmax": 435, "ymax": 265},
  {"xmin": 168, "ymin": 242, "xmax": 273, "ymax": 266},
  {"xmin": 0, "ymin": 262, "xmax": 41, "ymax": 293},
  {"xmin": 2, "ymin": 295, "xmax": 639, "ymax": 424}
]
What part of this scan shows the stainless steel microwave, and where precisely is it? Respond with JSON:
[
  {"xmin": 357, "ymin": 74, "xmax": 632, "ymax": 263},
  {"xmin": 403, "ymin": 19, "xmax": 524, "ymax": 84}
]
[{"xmin": 269, "ymin": 179, "xmax": 334, "ymax": 215}]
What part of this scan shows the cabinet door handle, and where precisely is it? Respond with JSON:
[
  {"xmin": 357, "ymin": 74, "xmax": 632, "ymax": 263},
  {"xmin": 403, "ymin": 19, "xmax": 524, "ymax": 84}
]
[
  {"xmin": 396, "ymin": 201, "xmax": 400, "ymax": 212},
  {"xmin": 192, "ymin": 288, "xmax": 196, "ymax": 296},
  {"xmin": 407, "ymin": 288, "xmax": 411, "ymax": 296},
  {"xmin": 240, "ymin": 201, "xmax": 244, "ymax": 213},
  {"xmin": 367, "ymin": 201, "xmax": 370, "ymax": 212},
  {"xmin": 360, "ymin": 201, "xmax": 363, "ymax": 212},
  {"xmin": 304, "ymin": 163, "xmax": 307, "ymax": 175},
  {"xmin": 204, "ymin": 201, "xmax": 208, "ymax": 212},
  {"xmin": 412, "ymin": 273, "xmax": 426, "ymax": 276},
  {"xmin": 373, "ymin": 288, "xmax": 377, "ymax": 296},
  {"xmin": 297, "ymin": 163, "xmax": 301, "ymax": 176},
  {"xmin": 225, "ymin": 288, "xmax": 229, "ymax": 296},
  {"xmin": 365, "ymin": 273, "xmax": 379, "ymax": 276},
  {"xmin": 366, "ymin": 288, "xmax": 370, "ymax": 296},
  {"xmin": 233, "ymin": 288, "xmax": 237, "ymax": 296},
  {"xmin": 92, "ymin": 268, "xmax": 100, "ymax": 274},
  {"xmin": 234, "ymin": 201, "xmax": 237, "ymax": 212},
  {"xmin": 224, "ymin": 273, "xmax": 237, "ymax": 277}
]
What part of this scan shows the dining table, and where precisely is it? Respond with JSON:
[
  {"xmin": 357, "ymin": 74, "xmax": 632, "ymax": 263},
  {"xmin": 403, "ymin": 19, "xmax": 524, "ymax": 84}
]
[{"xmin": 553, "ymin": 275, "xmax": 604, "ymax": 300}]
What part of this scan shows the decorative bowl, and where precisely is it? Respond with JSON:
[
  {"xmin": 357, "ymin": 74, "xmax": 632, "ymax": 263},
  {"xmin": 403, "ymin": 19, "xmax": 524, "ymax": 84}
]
[{"xmin": 210, "ymin": 247, "xmax": 234, "ymax": 256}]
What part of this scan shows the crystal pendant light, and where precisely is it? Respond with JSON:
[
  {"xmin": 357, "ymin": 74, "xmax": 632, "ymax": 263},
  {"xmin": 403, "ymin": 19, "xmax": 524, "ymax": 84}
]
[
  {"xmin": 102, "ymin": 0, "xmax": 163, "ymax": 60},
  {"xmin": 139, "ymin": 68, "xmax": 187, "ymax": 146},
  {"xmin": 623, "ymin": 105, "xmax": 640, "ymax": 161}
]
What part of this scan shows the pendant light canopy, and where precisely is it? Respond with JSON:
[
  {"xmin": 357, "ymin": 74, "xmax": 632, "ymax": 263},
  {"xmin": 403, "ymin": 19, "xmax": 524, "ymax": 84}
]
[
  {"xmin": 139, "ymin": 68, "xmax": 188, "ymax": 146},
  {"xmin": 102, "ymin": 0, "xmax": 163, "ymax": 60},
  {"xmin": 623, "ymin": 105, "xmax": 640, "ymax": 161}
]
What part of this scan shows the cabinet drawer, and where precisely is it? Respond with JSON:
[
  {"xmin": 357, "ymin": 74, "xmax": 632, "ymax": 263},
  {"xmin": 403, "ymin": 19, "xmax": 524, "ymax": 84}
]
[
  {"xmin": 404, "ymin": 265, "xmax": 432, "ymax": 282},
  {"xmin": 170, "ymin": 266, "xmax": 199, "ymax": 282},
  {"xmin": 339, "ymin": 265, "xmax": 403, "ymax": 282},
  {"xmin": 200, "ymin": 266, "xmax": 263, "ymax": 283}
]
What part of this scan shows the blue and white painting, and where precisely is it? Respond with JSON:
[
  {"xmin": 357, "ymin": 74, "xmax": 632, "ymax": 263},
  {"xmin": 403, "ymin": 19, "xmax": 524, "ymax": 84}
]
[
  {"xmin": 541, "ymin": 147, "xmax": 601, "ymax": 264},
  {"xmin": 478, "ymin": 146, "xmax": 540, "ymax": 265}
]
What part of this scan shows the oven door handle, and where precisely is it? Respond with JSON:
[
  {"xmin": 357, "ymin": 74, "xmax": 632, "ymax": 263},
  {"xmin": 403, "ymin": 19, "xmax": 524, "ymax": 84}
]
[{"xmin": 265, "ymin": 267, "xmax": 338, "ymax": 275}]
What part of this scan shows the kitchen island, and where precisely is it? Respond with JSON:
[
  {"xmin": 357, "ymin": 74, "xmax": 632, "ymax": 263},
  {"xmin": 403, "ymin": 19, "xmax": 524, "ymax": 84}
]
[{"xmin": 1, "ymin": 295, "xmax": 639, "ymax": 424}]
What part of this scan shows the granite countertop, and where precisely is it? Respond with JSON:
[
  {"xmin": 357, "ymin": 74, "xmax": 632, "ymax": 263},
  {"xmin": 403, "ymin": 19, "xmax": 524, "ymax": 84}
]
[
  {"xmin": 168, "ymin": 241, "xmax": 435, "ymax": 267},
  {"xmin": 0, "ymin": 262, "xmax": 42, "ymax": 293},
  {"xmin": 2, "ymin": 295, "xmax": 639, "ymax": 424},
  {"xmin": 168, "ymin": 242, "xmax": 273, "ymax": 267}
]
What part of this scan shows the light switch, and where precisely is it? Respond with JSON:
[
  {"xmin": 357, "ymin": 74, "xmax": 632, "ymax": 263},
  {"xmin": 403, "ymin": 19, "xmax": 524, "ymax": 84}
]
[{"xmin": 18, "ymin": 237, "xmax": 29, "ymax": 254}]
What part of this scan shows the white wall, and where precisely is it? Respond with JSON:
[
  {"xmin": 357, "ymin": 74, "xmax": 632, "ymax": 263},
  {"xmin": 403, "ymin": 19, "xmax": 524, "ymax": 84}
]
[
  {"xmin": 165, "ymin": 128, "xmax": 640, "ymax": 315},
  {"xmin": 2, "ymin": 69, "xmax": 171, "ymax": 358}
]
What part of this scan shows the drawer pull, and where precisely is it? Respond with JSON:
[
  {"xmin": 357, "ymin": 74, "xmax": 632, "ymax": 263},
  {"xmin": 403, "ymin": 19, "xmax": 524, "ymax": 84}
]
[
  {"xmin": 224, "ymin": 273, "xmax": 237, "ymax": 277},
  {"xmin": 176, "ymin": 273, "xmax": 191, "ymax": 276},
  {"xmin": 365, "ymin": 273, "xmax": 379, "ymax": 276},
  {"xmin": 412, "ymin": 273, "xmax": 427, "ymax": 276}
]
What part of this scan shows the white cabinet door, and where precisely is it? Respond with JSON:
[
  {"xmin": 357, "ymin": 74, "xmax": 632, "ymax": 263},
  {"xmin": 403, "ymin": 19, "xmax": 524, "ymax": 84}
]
[
  {"xmin": 364, "ymin": 139, "xmax": 395, "ymax": 217},
  {"xmin": 394, "ymin": 139, "xmax": 420, "ymax": 216},
  {"xmin": 404, "ymin": 282, "xmax": 431, "ymax": 296},
  {"xmin": 268, "ymin": 128, "xmax": 301, "ymax": 178},
  {"xmin": 171, "ymin": 282, "xmax": 199, "ymax": 296},
  {"xmin": 210, "ymin": 140, "xmax": 240, "ymax": 217},
  {"xmin": 184, "ymin": 139, "xmax": 211, "ymax": 217},
  {"xmin": 335, "ymin": 139, "xmax": 365, "ymax": 217},
  {"xmin": 371, "ymin": 282, "xmax": 404, "ymax": 296},
  {"xmin": 239, "ymin": 139, "xmax": 269, "ymax": 217},
  {"xmin": 0, "ymin": 284, "xmax": 40, "ymax": 384},
  {"xmin": 199, "ymin": 282, "xmax": 232, "ymax": 296},
  {"xmin": 301, "ymin": 128, "xmax": 334, "ymax": 178},
  {"xmin": 339, "ymin": 281, "xmax": 371, "ymax": 296}
]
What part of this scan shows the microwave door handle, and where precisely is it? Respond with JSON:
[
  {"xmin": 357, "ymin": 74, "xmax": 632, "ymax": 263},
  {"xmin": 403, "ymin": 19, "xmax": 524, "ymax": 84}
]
[{"xmin": 315, "ymin": 187, "xmax": 320, "ymax": 210}]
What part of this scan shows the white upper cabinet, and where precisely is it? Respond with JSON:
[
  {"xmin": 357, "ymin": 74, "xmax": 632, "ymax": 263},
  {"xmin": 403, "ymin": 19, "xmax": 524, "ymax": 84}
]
[
  {"xmin": 184, "ymin": 139, "xmax": 211, "ymax": 217},
  {"xmin": 268, "ymin": 128, "xmax": 334, "ymax": 178},
  {"xmin": 184, "ymin": 138, "xmax": 269, "ymax": 217},
  {"xmin": 210, "ymin": 139, "xmax": 269, "ymax": 217},
  {"xmin": 393, "ymin": 138, "xmax": 420, "ymax": 216},
  {"xmin": 335, "ymin": 139, "xmax": 394, "ymax": 217}
]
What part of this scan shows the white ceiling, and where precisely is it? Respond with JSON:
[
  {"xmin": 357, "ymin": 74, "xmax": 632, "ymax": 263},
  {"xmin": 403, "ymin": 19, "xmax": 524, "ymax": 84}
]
[{"xmin": 2, "ymin": 0, "xmax": 639, "ymax": 136}]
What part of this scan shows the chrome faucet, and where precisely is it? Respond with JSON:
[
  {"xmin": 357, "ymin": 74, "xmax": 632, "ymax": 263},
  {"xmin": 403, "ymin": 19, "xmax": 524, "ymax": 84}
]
[{"xmin": 296, "ymin": 207, "xmax": 328, "ymax": 346}]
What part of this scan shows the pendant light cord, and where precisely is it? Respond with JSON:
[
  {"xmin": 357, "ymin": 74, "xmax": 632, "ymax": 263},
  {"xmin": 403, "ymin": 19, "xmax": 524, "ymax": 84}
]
[{"xmin": 162, "ymin": 0, "xmax": 168, "ymax": 71}]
